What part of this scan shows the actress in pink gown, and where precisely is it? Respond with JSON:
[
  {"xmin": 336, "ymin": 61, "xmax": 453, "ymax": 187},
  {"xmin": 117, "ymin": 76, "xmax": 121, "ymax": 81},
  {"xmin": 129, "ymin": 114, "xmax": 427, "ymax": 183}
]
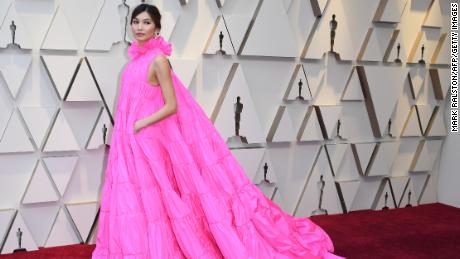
[{"xmin": 91, "ymin": 4, "xmax": 342, "ymax": 259}]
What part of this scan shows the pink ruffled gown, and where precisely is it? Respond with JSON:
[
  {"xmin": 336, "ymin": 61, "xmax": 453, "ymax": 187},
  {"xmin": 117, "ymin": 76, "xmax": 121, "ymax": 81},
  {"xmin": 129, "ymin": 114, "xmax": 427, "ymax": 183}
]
[{"xmin": 91, "ymin": 36, "xmax": 343, "ymax": 259}]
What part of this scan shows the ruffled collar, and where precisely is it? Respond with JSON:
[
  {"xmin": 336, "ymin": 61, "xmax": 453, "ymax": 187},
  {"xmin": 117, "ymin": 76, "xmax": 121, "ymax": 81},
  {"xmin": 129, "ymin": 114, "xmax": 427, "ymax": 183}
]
[{"xmin": 128, "ymin": 35, "xmax": 172, "ymax": 59}]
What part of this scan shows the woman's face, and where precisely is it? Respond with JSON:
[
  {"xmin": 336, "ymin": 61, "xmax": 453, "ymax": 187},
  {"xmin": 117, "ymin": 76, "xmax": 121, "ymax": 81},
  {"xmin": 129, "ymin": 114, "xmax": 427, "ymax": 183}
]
[{"xmin": 131, "ymin": 11, "xmax": 158, "ymax": 43}]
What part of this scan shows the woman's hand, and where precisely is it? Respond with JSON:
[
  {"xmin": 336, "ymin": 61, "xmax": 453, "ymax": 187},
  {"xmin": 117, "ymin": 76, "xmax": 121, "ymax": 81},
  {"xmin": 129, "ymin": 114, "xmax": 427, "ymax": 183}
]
[{"xmin": 134, "ymin": 119, "xmax": 148, "ymax": 134}]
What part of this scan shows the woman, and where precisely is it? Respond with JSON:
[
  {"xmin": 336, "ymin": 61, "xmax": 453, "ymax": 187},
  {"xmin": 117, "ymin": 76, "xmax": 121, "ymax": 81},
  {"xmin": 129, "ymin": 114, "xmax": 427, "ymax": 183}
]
[{"xmin": 91, "ymin": 3, "xmax": 342, "ymax": 259}]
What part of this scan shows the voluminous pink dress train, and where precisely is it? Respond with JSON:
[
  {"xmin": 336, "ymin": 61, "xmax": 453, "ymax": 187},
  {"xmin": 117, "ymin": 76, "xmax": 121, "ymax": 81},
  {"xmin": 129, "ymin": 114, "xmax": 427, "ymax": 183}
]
[{"xmin": 91, "ymin": 36, "xmax": 343, "ymax": 259}]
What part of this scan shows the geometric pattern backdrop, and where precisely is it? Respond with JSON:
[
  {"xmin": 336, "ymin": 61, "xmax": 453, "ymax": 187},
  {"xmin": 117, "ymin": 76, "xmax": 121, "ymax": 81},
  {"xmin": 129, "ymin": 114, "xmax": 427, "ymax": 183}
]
[{"xmin": 0, "ymin": 0, "xmax": 451, "ymax": 253}]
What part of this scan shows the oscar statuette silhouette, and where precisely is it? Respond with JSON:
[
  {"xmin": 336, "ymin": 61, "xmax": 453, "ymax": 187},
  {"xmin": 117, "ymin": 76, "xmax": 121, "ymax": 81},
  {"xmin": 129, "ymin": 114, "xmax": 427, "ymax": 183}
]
[
  {"xmin": 418, "ymin": 44, "xmax": 426, "ymax": 64},
  {"xmin": 382, "ymin": 192, "xmax": 390, "ymax": 210},
  {"xmin": 296, "ymin": 78, "xmax": 305, "ymax": 100},
  {"xmin": 226, "ymin": 96, "xmax": 248, "ymax": 147},
  {"xmin": 311, "ymin": 175, "xmax": 328, "ymax": 216},
  {"xmin": 405, "ymin": 190, "xmax": 413, "ymax": 208},
  {"xmin": 394, "ymin": 43, "xmax": 402, "ymax": 63},
  {"xmin": 13, "ymin": 228, "xmax": 26, "ymax": 252},
  {"xmin": 216, "ymin": 31, "xmax": 227, "ymax": 55},
  {"xmin": 256, "ymin": 162, "xmax": 278, "ymax": 201}
]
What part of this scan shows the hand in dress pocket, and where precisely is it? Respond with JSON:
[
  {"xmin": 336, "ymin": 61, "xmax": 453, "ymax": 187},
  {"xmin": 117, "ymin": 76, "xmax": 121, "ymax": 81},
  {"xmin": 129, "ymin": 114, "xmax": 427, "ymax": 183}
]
[{"xmin": 134, "ymin": 119, "xmax": 146, "ymax": 134}]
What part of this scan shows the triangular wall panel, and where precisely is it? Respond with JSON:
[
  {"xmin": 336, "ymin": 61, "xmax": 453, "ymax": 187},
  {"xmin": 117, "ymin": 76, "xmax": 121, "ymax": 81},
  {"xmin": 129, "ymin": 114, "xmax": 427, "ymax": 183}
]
[
  {"xmin": 297, "ymin": 106, "xmax": 323, "ymax": 141},
  {"xmin": 341, "ymin": 68, "xmax": 363, "ymax": 101},
  {"xmin": 44, "ymin": 207, "xmax": 80, "ymax": 247},
  {"xmin": 43, "ymin": 109, "xmax": 80, "ymax": 152},
  {"xmin": 19, "ymin": 106, "xmax": 57, "ymax": 149},
  {"xmin": 295, "ymin": 148, "xmax": 343, "ymax": 216},
  {"xmin": 357, "ymin": 65, "xmax": 408, "ymax": 137},
  {"xmin": 213, "ymin": 65, "xmax": 265, "ymax": 144},
  {"xmin": 65, "ymin": 59, "xmax": 102, "ymax": 101},
  {"xmin": 41, "ymin": 5, "xmax": 78, "ymax": 50},
  {"xmin": 1, "ymin": 212, "xmax": 38, "ymax": 254},
  {"xmin": 21, "ymin": 162, "xmax": 59, "ymax": 204},
  {"xmin": 0, "ymin": 110, "xmax": 34, "ymax": 153},
  {"xmin": 351, "ymin": 142, "xmax": 376, "ymax": 176},
  {"xmin": 0, "ymin": 2, "xmax": 33, "ymax": 49},
  {"xmin": 0, "ymin": 52, "xmax": 32, "ymax": 98},
  {"xmin": 241, "ymin": 0, "xmax": 298, "ymax": 57},
  {"xmin": 43, "ymin": 156, "xmax": 79, "ymax": 196},
  {"xmin": 66, "ymin": 202, "xmax": 99, "ymax": 242},
  {"xmin": 41, "ymin": 55, "xmax": 80, "ymax": 100}
]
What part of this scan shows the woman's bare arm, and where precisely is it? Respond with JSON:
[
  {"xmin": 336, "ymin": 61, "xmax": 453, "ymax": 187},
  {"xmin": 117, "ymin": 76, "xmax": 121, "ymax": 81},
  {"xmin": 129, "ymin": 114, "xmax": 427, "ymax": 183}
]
[{"xmin": 134, "ymin": 54, "xmax": 177, "ymax": 133}]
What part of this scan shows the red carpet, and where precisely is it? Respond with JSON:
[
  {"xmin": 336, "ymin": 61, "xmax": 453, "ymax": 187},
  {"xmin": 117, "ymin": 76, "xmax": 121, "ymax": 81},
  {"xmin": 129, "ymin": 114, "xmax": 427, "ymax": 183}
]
[
  {"xmin": 1, "ymin": 203, "xmax": 459, "ymax": 258},
  {"xmin": 311, "ymin": 203, "xmax": 460, "ymax": 259}
]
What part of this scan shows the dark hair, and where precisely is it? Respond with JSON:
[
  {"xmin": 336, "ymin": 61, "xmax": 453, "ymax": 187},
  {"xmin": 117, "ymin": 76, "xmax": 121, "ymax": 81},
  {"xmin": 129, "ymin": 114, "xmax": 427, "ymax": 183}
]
[{"xmin": 130, "ymin": 4, "xmax": 161, "ymax": 30}]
